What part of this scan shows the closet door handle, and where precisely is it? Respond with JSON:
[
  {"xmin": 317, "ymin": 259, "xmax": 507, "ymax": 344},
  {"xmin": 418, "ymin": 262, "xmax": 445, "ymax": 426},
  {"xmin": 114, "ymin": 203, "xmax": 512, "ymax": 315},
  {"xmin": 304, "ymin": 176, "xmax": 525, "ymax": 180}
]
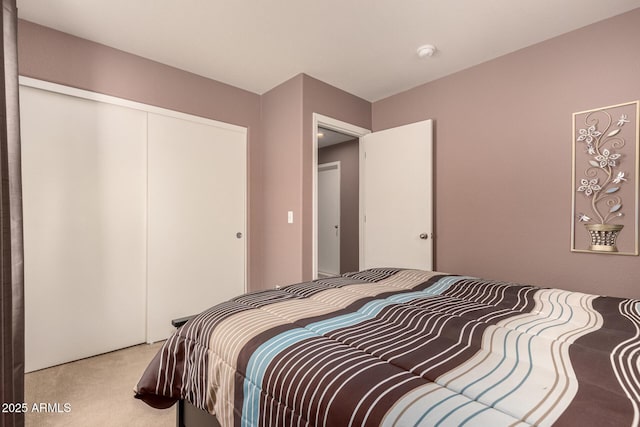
[{"xmin": 419, "ymin": 233, "xmax": 428, "ymax": 240}]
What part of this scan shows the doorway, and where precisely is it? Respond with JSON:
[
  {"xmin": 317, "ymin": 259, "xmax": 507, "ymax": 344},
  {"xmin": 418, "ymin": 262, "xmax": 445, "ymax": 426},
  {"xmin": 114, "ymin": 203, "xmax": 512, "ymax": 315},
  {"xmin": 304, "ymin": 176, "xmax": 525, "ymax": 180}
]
[
  {"xmin": 317, "ymin": 161, "xmax": 341, "ymax": 277},
  {"xmin": 312, "ymin": 114, "xmax": 370, "ymax": 279},
  {"xmin": 313, "ymin": 115, "xmax": 434, "ymax": 279}
]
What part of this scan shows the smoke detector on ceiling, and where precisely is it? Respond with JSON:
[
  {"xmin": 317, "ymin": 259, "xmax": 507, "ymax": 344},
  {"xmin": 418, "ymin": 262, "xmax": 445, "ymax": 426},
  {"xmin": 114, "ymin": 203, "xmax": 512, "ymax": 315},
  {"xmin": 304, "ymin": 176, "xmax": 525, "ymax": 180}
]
[{"xmin": 417, "ymin": 44, "xmax": 437, "ymax": 58}]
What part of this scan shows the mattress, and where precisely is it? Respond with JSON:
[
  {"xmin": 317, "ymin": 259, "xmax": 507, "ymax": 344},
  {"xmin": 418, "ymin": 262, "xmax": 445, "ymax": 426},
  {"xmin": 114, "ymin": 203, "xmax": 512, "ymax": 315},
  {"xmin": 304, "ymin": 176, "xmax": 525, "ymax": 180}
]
[{"xmin": 135, "ymin": 268, "xmax": 640, "ymax": 426}]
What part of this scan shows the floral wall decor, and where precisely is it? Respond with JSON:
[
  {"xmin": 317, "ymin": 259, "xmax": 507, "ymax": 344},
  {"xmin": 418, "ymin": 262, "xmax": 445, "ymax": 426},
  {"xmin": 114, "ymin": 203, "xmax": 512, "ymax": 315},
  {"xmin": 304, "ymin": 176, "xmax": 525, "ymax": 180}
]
[{"xmin": 572, "ymin": 101, "xmax": 639, "ymax": 255}]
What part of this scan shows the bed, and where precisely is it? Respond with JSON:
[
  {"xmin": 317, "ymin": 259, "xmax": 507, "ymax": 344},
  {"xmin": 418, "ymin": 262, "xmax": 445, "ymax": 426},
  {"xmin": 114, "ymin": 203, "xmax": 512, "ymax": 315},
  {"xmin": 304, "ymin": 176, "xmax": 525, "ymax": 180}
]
[{"xmin": 135, "ymin": 268, "xmax": 640, "ymax": 426}]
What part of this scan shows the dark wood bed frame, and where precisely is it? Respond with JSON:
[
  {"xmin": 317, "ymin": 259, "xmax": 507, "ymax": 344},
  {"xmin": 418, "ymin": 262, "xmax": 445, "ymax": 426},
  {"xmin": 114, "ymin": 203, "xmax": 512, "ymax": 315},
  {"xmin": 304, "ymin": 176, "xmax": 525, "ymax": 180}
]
[{"xmin": 178, "ymin": 399, "xmax": 221, "ymax": 427}]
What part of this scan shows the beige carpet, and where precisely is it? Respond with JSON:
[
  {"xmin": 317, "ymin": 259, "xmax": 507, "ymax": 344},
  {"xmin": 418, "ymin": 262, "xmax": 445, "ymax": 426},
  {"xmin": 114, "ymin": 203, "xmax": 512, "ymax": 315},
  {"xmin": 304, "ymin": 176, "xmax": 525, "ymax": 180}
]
[{"xmin": 25, "ymin": 342, "xmax": 175, "ymax": 427}]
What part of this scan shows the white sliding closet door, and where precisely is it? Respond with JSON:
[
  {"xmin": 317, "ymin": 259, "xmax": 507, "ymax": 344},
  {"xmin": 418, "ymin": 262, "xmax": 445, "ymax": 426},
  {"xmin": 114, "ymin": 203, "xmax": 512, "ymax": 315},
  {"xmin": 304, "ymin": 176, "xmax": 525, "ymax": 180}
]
[
  {"xmin": 21, "ymin": 86, "xmax": 147, "ymax": 372},
  {"xmin": 147, "ymin": 113, "xmax": 246, "ymax": 343}
]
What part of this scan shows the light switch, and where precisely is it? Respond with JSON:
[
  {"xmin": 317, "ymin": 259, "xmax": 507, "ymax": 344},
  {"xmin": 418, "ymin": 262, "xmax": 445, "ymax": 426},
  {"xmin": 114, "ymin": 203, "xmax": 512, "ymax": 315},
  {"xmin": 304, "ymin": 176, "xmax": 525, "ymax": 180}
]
[{"xmin": 287, "ymin": 211, "xmax": 294, "ymax": 224}]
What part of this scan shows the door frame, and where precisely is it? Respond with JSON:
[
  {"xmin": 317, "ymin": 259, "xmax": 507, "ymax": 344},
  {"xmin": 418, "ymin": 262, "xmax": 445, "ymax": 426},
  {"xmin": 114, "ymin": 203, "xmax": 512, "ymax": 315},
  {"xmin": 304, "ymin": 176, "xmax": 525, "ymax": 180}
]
[
  {"xmin": 318, "ymin": 161, "xmax": 341, "ymax": 277},
  {"xmin": 312, "ymin": 113, "xmax": 370, "ymax": 279}
]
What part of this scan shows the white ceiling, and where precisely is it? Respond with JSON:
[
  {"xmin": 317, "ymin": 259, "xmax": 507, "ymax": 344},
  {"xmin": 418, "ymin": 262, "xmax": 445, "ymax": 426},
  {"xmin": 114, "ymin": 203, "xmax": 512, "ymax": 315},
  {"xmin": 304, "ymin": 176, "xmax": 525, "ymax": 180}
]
[
  {"xmin": 318, "ymin": 127, "xmax": 356, "ymax": 149},
  {"xmin": 16, "ymin": 0, "xmax": 640, "ymax": 102}
]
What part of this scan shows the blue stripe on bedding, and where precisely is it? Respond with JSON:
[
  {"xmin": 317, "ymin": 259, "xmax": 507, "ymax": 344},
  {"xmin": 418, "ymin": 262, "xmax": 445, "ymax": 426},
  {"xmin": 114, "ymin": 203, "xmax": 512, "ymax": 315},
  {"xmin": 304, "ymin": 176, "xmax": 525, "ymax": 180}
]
[
  {"xmin": 241, "ymin": 328, "xmax": 318, "ymax": 426},
  {"xmin": 240, "ymin": 275, "xmax": 469, "ymax": 426}
]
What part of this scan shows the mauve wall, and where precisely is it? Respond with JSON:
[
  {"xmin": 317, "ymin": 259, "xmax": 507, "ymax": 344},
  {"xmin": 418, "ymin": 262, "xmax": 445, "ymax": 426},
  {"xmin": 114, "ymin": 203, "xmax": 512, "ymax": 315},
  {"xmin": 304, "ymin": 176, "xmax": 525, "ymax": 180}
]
[
  {"xmin": 260, "ymin": 75, "xmax": 305, "ymax": 288},
  {"xmin": 16, "ymin": 19, "xmax": 372, "ymax": 292},
  {"xmin": 260, "ymin": 74, "xmax": 371, "ymax": 289},
  {"xmin": 17, "ymin": 20, "xmax": 265, "ymax": 290},
  {"xmin": 372, "ymin": 9, "xmax": 640, "ymax": 299},
  {"xmin": 319, "ymin": 139, "xmax": 360, "ymax": 273},
  {"xmin": 301, "ymin": 75, "xmax": 371, "ymax": 280}
]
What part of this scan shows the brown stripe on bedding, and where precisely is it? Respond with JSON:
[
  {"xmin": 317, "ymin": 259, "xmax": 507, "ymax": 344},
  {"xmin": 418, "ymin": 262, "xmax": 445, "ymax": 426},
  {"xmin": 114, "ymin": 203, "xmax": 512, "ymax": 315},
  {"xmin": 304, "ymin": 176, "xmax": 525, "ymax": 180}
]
[
  {"xmin": 328, "ymin": 298, "xmax": 497, "ymax": 382},
  {"xmin": 553, "ymin": 296, "xmax": 638, "ymax": 426},
  {"xmin": 257, "ymin": 335, "xmax": 431, "ymax": 427},
  {"xmin": 230, "ymin": 270, "xmax": 443, "ymax": 426},
  {"xmin": 139, "ymin": 272, "xmax": 542, "ymax": 422},
  {"xmin": 232, "ymin": 274, "xmax": 539, "ymax": 426},
  {"xmin": 439, "ymin": 278, "xmax": 539, "ymax": 314},
  {"xmin": 231, "ymin": 297, "xmax": 383, "ymax": 427},
  {"xmin": 366, "ymin": 282, "xmax": 539, "ymax": 380}
]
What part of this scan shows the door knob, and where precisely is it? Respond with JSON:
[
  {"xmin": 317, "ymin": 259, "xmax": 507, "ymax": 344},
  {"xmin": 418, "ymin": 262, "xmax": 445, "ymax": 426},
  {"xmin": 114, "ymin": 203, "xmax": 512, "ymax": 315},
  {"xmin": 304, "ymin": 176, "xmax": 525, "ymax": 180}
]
[{"xmin": 419, "ymin": 233, "xmax": 428, "ymax": 239}]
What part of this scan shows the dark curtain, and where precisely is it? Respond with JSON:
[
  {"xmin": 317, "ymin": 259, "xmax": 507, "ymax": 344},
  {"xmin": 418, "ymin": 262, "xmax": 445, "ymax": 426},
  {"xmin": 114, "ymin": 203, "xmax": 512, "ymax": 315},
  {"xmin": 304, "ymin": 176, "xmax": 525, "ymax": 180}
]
[{"xmin": 0, "ymin": 0, "xmax": 24, "ymax": 426}]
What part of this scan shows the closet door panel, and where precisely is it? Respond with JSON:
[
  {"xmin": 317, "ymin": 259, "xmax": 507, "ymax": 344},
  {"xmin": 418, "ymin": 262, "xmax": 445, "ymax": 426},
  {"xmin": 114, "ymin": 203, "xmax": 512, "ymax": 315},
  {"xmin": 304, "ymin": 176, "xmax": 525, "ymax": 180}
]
[
  {"xmin": 147, "ymin": 113, "xmax": 246, "ymax": 343},
  {"xmin": 20, "ymin": 86, "xmax": 147, "ymax": 372}
]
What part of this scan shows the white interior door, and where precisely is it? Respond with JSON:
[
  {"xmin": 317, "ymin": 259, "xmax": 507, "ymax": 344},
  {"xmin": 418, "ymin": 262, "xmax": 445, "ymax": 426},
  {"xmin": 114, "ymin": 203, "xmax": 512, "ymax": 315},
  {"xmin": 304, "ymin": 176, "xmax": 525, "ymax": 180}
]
[
  {"xmin": 361, "ymin": 119, "xmax": 433, "ymax": 270},
  {"xmin": 20, "ymin": 86, "xmax": 147, "ymax": 372},
  {"xmin": 147, "ymin": 113, "xmax": 246, "ymax": 343},
  {"xmin": 318, "ymin": 162, "xmax": 340, "ymax": 276}
]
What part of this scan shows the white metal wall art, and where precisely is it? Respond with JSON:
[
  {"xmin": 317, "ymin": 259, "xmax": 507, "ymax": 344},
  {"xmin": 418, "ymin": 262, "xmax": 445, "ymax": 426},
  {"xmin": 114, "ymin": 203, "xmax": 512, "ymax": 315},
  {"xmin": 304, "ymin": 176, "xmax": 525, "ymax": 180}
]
[{"xmin": 571, "ymin": 101, "xmax": 639, "ymax": 255}]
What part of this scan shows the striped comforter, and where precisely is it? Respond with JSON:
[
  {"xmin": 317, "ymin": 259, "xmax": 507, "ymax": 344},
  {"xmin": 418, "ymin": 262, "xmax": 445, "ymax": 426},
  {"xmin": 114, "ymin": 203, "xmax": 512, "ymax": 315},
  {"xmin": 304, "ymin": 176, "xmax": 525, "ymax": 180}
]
[{"xmin": 135, "ymin": 269, "xmax": 640, "ymax": 426}]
